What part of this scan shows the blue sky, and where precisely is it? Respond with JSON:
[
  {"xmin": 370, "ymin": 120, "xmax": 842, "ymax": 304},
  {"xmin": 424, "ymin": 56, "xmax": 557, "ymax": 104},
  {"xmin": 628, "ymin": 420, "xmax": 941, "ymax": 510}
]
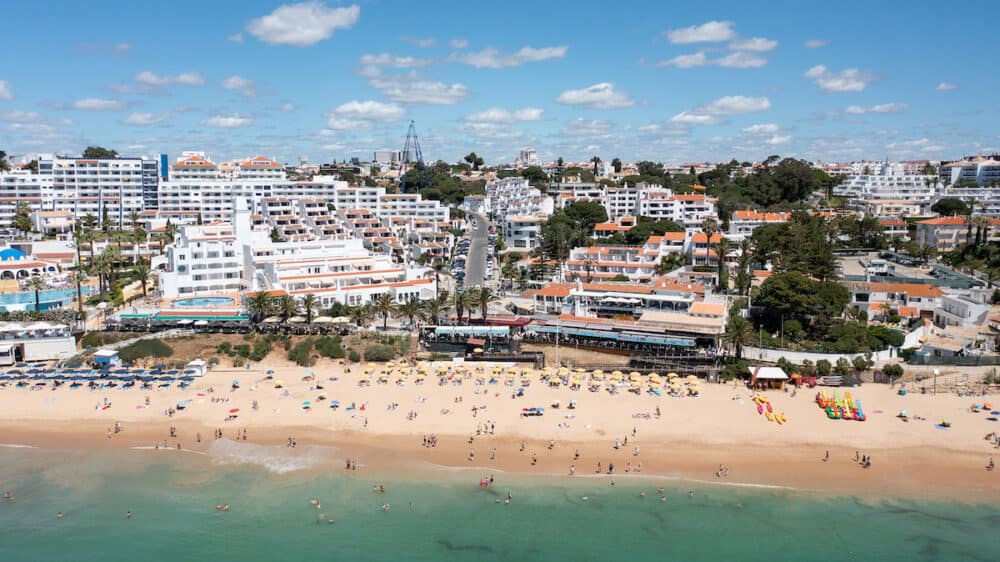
[{"xmin": 0, "ymin": 0, "xmax": 997, "ymax": 165}]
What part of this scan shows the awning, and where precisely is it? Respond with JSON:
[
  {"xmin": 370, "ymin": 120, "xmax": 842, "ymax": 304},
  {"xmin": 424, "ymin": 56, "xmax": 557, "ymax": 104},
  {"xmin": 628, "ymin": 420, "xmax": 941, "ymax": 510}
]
[{"xmin": 467, "ymin": 337, "xmax": 486, "ymax": 346}]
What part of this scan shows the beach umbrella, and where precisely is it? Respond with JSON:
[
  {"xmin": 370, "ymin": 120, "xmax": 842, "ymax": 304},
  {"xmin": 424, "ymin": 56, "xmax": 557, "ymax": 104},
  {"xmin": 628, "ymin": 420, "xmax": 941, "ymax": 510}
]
[
  {"xmin": 686, "ymin": 375, "xmax": 699, "ymax": 381},
  {"xmin": 575, "ymin": 367, "xmax": 585, "ymax": 373},
  {"xmin": 612, "ymin": 370, "xmax": 623, "ymax": 376},
  {"xmin": 668, "ymin": 372, "xmax": 678, "ymax": 378},
  {"xmin": 229, "ymin": 408, "xmax": 239, "ymax": 413},
  {"xmin": 274, "ymin": 380, "xmax": 285, "ymax": 387}
]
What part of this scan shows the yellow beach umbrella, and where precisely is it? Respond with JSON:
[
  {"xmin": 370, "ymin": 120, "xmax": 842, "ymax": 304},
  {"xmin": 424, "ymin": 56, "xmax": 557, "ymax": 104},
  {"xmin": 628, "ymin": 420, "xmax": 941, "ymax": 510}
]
[
  {"xmin": 687, "ymin": 375, "xmax": 699, "ymax": 381},
  {"xmin": 575, "ymin": 367, "xmax": 586, "ymax": 373},
  {"xmin": 668, "ymin": 372, "xmax": 678, "ymax": 378},
  {"xmin": 274, "ymin": 380, "xmax": 285, "ymax": 388},
  {"xmin": 647, "ymin": 372, "xmax": 659, "ymax": 378},
  {"xmin": 612, "ymin": 370, "xmax": 623, "ymax": 376}
]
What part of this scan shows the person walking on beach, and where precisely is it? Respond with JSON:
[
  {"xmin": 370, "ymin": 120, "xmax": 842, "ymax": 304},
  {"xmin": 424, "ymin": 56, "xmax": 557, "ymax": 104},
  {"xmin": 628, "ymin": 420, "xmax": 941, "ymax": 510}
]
[
  {"xmin": 986, "ymin": 457, "xmax": 994, "ymax": 471},
  {"xmin": 824, "ymin": 450, "xmax": 830, "ymax": 462}
]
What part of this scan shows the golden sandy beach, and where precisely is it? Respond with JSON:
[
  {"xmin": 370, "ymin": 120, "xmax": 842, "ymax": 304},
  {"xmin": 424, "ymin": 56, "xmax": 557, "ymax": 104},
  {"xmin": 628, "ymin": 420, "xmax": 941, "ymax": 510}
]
[{"xmin": 2, "ymin": 357, "xmax": 999, "ymax": 502}]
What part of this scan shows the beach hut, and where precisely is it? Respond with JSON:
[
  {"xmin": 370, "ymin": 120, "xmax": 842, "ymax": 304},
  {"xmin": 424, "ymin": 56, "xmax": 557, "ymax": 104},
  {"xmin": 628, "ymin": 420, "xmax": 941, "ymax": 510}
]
[
  {"xmin": 184, "ymin": 359, "xmax": 207, "ymax": 376},
  {"xmin": 748, "ymin": 366, "xmax": 788, "ymax": 389},
  {"xmin": 92, "ymin": 349, "xmax": 121, "ymax": 368}
]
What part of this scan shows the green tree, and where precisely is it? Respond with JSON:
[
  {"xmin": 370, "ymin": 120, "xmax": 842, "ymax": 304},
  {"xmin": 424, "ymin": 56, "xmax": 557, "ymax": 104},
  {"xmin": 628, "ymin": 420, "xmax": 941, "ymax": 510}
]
[
  {"xmin": 70, "ymin": 270, "xmax": 87, "ymax": 318},
  {"xmin": 463, "ymin": 152, "xmax": 484, "ymax": 171},
  {"xmin": 931, "ymin": 198, "xmax": 971, "ymax": 216},
  {"xmin": 882, "ymin": 363, "xmax": 904, "ymax": 381},
  {"xmin": 723, "ymin": 315, "xmax": 754, "ymax": 360},
  {"xmin": 301, "ymin": 293, "xmax": 319, "ymax": 324},
  {"xmin": 27, "ymin": 276, "xmax": 46, "ymax": 313},
  {"xmin": 611, "ymin": 157, "xmax": 622, "ymax": 173},
  {"xmin": 246, "ymin": 291, "xmax": 274, "ymax": 322},
  {"xmin": 277, "ymin": 294, "xmax": 299, "ymax": 321},
  {"xmin": 816, "ymin": 359, "xmax": 832, "ymax": 376},
  {"xmin": 133, "ymin": 258, "xmax": 151, "ymax": 297},
  {"xmin": 475, "ymin": 287, "xmax": 499, "ymax": 320},
  {"xmin": 348, "ymin": 304, "xmax": 373, "ymax": 328},
  {"xmin": 11, "ymin": 201, "xmax": 33, "ymax": 234},
  {"xmin": 520, "ymin": 165, "xmax": 549, "ymax": 187},
  {"xmin": 82, "ymin": 146, "xmax": 119, "ymax": 159},
  {"xmin": 834, "ymin": 358, "xmax": 853, "ymax": 376},
  {"xmin": 371, "ymin": 293, "xmax": 395, "ymax": 330},
  {"xmin": 423, "ymin": 292, "xmax": 447, "ymax": 325},
  {"xmin": 397, "ymin": 295, "xmax": 424, "ymax": 327},
  {"xmin": 0, "ymin": 150, "xmax": 9, "ymax": 171}
]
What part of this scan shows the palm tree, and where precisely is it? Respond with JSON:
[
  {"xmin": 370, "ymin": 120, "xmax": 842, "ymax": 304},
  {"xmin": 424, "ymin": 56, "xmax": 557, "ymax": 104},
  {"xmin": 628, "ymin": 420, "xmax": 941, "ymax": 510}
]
[
  {"xmin": 723, "ymin": 315, "xmax": 754, "ymax": 360},
  {"xmin": 371, "ymin": 293, "xmax": 395, "ymax": 330},
  {"xmin": 246, "ymin": 291, "xmax": 273, "ymax": 322},
  {"xmin": 431, "ymin": 260, "xmax": 448, "ymax": 288},
  {"xmin": 70, "ymin": 269, "xmax": 87, "ymax": 318},
  {"xmin": 423, "ymin": 291, "xmax": 447, "ymax": 325},
  {"xmin": 348, "ymin": 304, "xmax": 373, "ymax": 328},
  {"xmin": 277, "ymin": 295, "xmax": 299, "ymax": 321},
  {"xmin": 452, "ymin": 290, "xmax": 468, "ymax": 324},
  {"xmin": 162, "ymin": 222, "xmax": 179, "ymax": 254},
  {"xmin": 301, "ymin": 293, "xmax": 319, "ymax": 324},
  {"xmin": 134, "ymin": 258, "xmax": 151, "ymax": 297},
  {"xmin": 476, "ymin": 287, "xmax": 499, "ymax": 320},
  {"xmin": 27, "ymin": 276, "xmax": 46, "ymax": 313},
  {"xmin": 397, "ymin": 295, "xmax": 423, "ymax": 328},
  {"xmin": 714, "ymin": 237, "xmax": 731, "ymax": 292}
]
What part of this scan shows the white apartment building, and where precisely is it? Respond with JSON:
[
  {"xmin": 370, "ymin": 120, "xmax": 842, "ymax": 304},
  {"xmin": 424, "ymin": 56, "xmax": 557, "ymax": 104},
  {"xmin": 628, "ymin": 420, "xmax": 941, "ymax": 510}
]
[
  {"xmin": 0, "ymin": 155, "xmax": 157, "ymax": 228},
  {"xmin": 636, "ymin": 191, "xmax": 715, "ymax": 229},
  {"xmin": 158, "ymin": 222, "xmax": 247, "ymax": 297},
  {"xmin": 939, "ymin": 156, "xmax": 1000, "ymax": 187},
  {"xmin": 515, "ymin": 148, "xmax": 540, "ymax": 167},
  {"xmin": 504, "ymin": 216, "xmax": 546, "ymax": 252},
  {"xmin": 833, "ymin": 171, "xmax": 938, "ymax": 217},
  {"xmin": 728, "ymin": 210, "xmax": 790, "ymax": 237},
  {"xmin": 936, "ymin": 186, "xmax": 1000, "ymax": 217},
  {"xmin": 157, "ymin": 154, "xmax": 348, "ymax": 224}
]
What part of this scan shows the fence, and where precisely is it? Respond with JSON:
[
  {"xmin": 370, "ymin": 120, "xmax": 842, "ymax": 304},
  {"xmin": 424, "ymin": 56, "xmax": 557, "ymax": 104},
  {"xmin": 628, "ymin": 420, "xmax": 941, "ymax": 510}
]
[{"xmin": 907, "ymin": 355, "xmax": 1000, "ymax": 366}]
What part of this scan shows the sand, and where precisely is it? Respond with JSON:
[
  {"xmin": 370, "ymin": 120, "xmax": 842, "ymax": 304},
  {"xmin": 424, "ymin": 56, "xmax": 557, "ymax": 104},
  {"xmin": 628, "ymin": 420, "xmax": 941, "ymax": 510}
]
[{"xmin": 2, "ymin": 358, "xmax": 999, "ymax": 502}]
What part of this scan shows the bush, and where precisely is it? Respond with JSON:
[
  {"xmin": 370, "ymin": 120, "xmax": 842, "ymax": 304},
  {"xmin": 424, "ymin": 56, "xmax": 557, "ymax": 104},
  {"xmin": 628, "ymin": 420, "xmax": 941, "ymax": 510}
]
[
  {"xmin": 348, "ymin": 349, "xmax": 361, "ymax": 363},
  {"xmin": 882, "ymin": 363, "xmax": 904, "ymax": 380},
  {"xmin": 363, "ymin": 344, "xmax": 397, "ymax": 362},
  {"xmin": 315, "ymin": 336, "xmax": 345, "ymax": 359},
  {"xmin": 816, "ymin": 359, "xmax": 831, "ymax": 376},
  {"xmin": 720, "ymin": 359, "xmax": 748, "ymax": 381},
  {"xmin": 118, "ymin": 339, "xmax": 172, "ymax": 363},
  {"xmin": 397, "ymin": 335, "xmax": 411, "ymax": 356},
  {"xmin": 249, "ymin": 340, "xmax": 271, "ymax": 362},
  {"xmin": 216, "ymin": 342, "xmax": 233, "ymax": 355},
  {"xmin": 80, "ymin": 332, "xmax": 132, "ymax": 348},
  {"xmin": 234, "ymin": 343, "xmax": 251, "ymax": 359},
  {"xmin": 288, "ymin": 339, "xmax": 315, "ymax": 367}
]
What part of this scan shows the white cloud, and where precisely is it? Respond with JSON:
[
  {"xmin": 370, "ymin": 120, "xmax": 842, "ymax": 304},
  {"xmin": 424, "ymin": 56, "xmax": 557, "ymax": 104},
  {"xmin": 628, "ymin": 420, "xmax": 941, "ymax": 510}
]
[
  {"xmin": 221, "ymin": 75, "xmax": 256, "ymax": 97},
  {"xmin": 870, "ymin": 102, "xmax": 906, "ymax": 113},
  {"xmin": 280, "ymin": 102, "xmax": 296, "ymax": 112},
  {"xmin": 658, "ymin": 50, "xmax": 768, "ymax": 69},
  {"xmin": 804, "ymin": 65, "xmax": 875, "ymax": 92},
  {"xmin": 360, "ymin": 53, "xmax": 431, "ymax": 68},
  {"xmin": 228, "ymin": 32, "xmax": 244, "ymax": 43},
  {"xmin": 729, "ymin": 37, "xmax": 778, "ymax": 52},
  {"xmin": 324, "ymin": 117, "xmax": 369, "ymax": 131},
  {"xmin": 742, "ymin": 123, "xmax": 779, "ymax": 134},
  {"xmin": 449, "ymin": 38, "xmax": 468, "ymax": 49},
  {"xmin": 804, "ymin": 39, "xmax": 828, "ymax": 48},
  {"xmin": 331, "ymin": 100, "xmax": 405, "ymax": 121},
  {"xmin": 717, "ymin": 51, "xmax": 768, "ymax": 68},
  {"xmin": 201, "ymin": 114, "xmax": 253, "ymax": 128},
  {"xmin": 656, "ymin": 52, "xmax": 709, "ymax": 68},
  {"xmin": 79, "ymin": 42, "xmax": 131, "ymax": 57},
  {"xmin": 451, "ymin": 46, "xmax": 567, "ymax": 68},
  {"xmin": 671, "ymin": 95, "xmax": 771, "ymax": 125},
  {"xmin": 465, "ymin": 107, "xmax": 543, "ymax": 123},
  {"xmin": 124, "ymin": 112, "xmax": 168, "ymax": 126},
  {"xmin": 135, "ymin": 71, "xmax": 205, "ymax": 87},
  {"xmin": 72, "ymin": 98, "xmax": 126, "ymax": 111},
  {"xmin": 670, "ymin": 112, "xmax": 720, "ymax": 125},
  {"xmin": 368, "ymin": 73, "xmax": 468, "ymax": 105},
  {"xmin": 665, "ymin": 21, "xmax": 734, "ymax": 44},
  {"xmin": 936, "ymin": 82, "xmax": 958, "ymax": 91},
  {"xmin": 766, "ymin": 134, "xmax": 791, "ymax": 145},
  {"xmin": 247, "ymin": 2, "xmax": 360, "ymax": 47},
  {"xmin": 0, "ymin": 110, "xmax": 42, "ymax": 122},
  {"xmin": 562, "ymin": 118, "xmax": 613, "ymax": 137},
  {"xmin": 0, "ymin": 80, "xmax": 12, "ymax": 100},
  {"xmin": 844, "ymin": 103, "xmax": 907, "ymax": 115},
  {"xmin": 556, "ymin": 83, "xmax": 634, "ymax": 109},
  {"xmin": 401, "ymin": 36, "xmax": 436, "ymax": 47}
]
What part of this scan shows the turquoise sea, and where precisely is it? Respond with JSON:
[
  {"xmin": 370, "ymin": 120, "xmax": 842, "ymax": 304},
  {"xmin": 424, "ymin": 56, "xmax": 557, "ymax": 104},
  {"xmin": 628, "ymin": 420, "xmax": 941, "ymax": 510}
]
[{"xmin": 1, "ymin": 445, "xmax": 998, "ymax": 562}]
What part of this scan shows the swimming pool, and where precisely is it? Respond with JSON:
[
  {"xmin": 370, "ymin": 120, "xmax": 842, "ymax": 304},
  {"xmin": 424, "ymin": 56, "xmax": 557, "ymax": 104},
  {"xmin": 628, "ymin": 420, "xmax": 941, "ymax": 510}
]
[
  {"xmin": 172, "ymin": 297, "xmax": 236, "ymax": 307},
  {"xmin": 0, "ymin": 287, "xmax": 95, "ymax": 312}
]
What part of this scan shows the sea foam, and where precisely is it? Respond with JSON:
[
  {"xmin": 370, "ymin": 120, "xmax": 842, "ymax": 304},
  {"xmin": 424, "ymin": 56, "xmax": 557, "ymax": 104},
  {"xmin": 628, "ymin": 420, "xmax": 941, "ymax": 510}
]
[{"xmin": 205, "ymin": 438, "xmax": 337, "ymax": 474}]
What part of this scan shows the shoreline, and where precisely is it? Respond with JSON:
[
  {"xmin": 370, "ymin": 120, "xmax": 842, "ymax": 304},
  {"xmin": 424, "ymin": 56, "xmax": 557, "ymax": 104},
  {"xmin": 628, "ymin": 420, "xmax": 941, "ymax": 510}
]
[
  {"xmin": 2, "ymin": 418, "xmax": 998, "ymax": 504},
  {"xmin": 2, "ymin": 360, "xmax": 998, "ymax": 504}
]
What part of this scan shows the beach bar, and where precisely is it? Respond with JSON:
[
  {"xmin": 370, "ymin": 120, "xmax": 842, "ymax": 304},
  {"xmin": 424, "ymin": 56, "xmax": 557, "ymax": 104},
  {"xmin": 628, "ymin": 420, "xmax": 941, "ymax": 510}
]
[
  {"xmin": 92, "ymin": 349, "xmax": 122, "ymax": 368},
  {"xmin": 0, "ymin": 321, "xmax": 75, "ymax": 363},
  {"xmin": 748, "ymin": 365, "xmax": 789, "ymax": 389}
]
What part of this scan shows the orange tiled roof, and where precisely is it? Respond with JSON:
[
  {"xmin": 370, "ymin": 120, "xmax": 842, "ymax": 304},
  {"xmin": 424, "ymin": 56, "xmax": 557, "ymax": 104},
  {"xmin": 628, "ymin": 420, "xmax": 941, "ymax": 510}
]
[
  {"xmin": 536, "ymin": 284, "xmax": 572, "ymax": 297},
  {"xmin": 867, "ymin": 282, "xmax": 944, "ymax": 298}
]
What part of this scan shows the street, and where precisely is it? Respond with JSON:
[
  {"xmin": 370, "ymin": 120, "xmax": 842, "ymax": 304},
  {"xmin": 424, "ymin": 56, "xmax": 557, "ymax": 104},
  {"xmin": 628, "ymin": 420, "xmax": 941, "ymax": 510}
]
[{"xmin": 464, "ymin": 211, "xmax": 489, "ymax": 288}]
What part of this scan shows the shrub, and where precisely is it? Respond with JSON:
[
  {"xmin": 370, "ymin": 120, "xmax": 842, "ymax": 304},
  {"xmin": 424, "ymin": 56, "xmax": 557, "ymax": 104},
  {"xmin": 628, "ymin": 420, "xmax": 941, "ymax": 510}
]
[
  {"xmin": 315, "ymin": 336, "xmax": 345, "ymax": 359},
  {"xmin": 816, "ymin": 359, "xmax": 832, "ymax": 376},
  {"xmin": 249, "ymin": 340, "xmax": 271, "ymax": 362},
  {"xmin": 234, "ymin": 343, "xmax": 251, "ymax": 359},
  {"xmin": 720, "ymin": 359, "xmax": 748, "ymax": 381},
  {"xmin": 118, "ymin": 339, "xmax": 172, "ymax": 363},
  {"xmin": 216, "ymin": 342, "xmax": 233, "ymax": 355},
  {"xmin": 363, "ymin": 344, "xmax": 397, "ymax": 362},
  {"xmin": 288, "ymin": 339, "xmax": 315, "ymax": 367},
  {"xmin": 347, "ymin": 349, "xmax": 361, "ymax": 363},
  {"xmin": 397, "ymin": 335, "xmax": 411, "ymax": 355},
  {"xmin": 882, "ymin": 363, "xmax": 904, "ymax": 380},
  {"xmin": 80, "ymin": 332, "xmax": 132, "ymax": 349}
]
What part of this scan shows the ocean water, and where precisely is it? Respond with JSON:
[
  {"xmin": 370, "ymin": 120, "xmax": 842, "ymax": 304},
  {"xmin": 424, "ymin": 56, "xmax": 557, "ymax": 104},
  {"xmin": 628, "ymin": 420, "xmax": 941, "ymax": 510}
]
[{"xmin": 1, "ymin": 445, "xmax": 998, "ymax": 562}]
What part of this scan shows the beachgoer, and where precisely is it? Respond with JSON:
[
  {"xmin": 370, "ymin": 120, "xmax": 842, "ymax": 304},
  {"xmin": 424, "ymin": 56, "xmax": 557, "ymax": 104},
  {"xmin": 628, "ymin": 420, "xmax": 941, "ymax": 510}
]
[
  {"xmin": 57, "ymin": 512, "xmax": 63, "ymax": 519},
  {"xmin": 824, "ymin": 450, "xmax": 829, "ymax": 462},
  {"xmin": 127, "ymin": 511, "xmax": 132, "ymax": 519}
]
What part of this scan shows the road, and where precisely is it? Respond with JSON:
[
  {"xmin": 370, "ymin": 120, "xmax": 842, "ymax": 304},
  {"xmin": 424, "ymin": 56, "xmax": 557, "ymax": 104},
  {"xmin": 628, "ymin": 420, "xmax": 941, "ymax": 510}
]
[{"xmin": 464, "ymin": 211, "xmax": 489, "ymax": 288}]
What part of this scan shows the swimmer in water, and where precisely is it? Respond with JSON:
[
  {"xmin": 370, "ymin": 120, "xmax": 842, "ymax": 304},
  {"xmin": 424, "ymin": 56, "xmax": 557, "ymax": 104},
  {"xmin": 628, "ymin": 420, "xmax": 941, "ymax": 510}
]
[
  {"xmin": 639, "ymin": 491, "xmax": 646, "ymax": 498},
  {"xmin": 127, "ymin": 511, "xmax": 132, "ymax": 519},
  {"xmin": 216, "ymin": 504, "xmax": 223, "ymax": 511},
  {"xmin": 223, "ymin": 504, "xmax": 230, "ymax": 512},
  {"xmin": 57, "ymin": 512, "xmax": 63, "ymax": 519},
  {"xmin": 381, "ymin": 504, "xmax": 390, "ymax": 512},
  {"xmin": 581, "ymin": 496, "xmax": 589, "ymax": 501},
  {"xmin": 688, "ymin": 491, "xmax": 694, "ymax": 498}
]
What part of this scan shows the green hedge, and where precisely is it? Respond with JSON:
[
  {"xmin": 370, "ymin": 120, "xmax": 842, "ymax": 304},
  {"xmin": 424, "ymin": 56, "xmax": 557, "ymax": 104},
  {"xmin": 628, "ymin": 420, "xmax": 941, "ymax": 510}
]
[
  {"xmin": 363, "ymin": 344, "xmax": 397, "ymax": 362},
  {"xmin": 117, "ymin": 339, "xmax": 172, "ymax": 363}
]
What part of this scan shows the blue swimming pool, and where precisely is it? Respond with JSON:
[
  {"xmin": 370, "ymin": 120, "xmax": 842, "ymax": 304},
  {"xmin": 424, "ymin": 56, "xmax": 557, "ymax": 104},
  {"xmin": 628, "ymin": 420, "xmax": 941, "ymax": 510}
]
[
  {"xmin": 172, "ymin": 297, "xmax": 236, "ymax": 307},
  {"xmin": 0, "ymin": 287, "xmax": 95, "ymax": 312}
]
